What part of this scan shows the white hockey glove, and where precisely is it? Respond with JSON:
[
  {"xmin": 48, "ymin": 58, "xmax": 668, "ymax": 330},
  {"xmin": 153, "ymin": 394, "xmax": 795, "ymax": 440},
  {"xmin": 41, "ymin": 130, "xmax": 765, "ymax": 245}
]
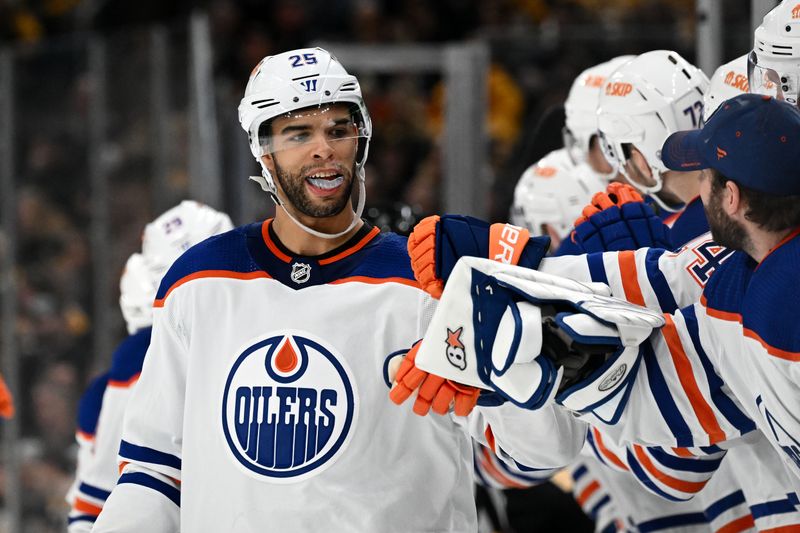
[{"xmin": 410, "ymin": 257, "xmax": 665, "ymax": 417}]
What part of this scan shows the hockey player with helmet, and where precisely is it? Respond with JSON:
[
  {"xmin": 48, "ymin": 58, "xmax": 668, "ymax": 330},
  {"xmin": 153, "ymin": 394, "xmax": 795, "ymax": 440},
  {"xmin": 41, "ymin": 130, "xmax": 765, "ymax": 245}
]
[
  {"xmin": 91, "ymin": 47, "xmax": 586, "ymax": 533},
  {"xmin": 397, "ymin": 94, "xmax": 800, "ymax": 530},
  {"xmin": 66, "ymin": 201, "xmax": 233, "ymax": 532},
  {"xmin": 749, "ymin": 0, "xmax": 800, "ymax": 107},
  {"xmin": 510, "ymin": 56, "xmax": 633, "ymax": 255},
  {"xmin": 396, "ymin": 48, "xmax": 787, "ymax": 525}
]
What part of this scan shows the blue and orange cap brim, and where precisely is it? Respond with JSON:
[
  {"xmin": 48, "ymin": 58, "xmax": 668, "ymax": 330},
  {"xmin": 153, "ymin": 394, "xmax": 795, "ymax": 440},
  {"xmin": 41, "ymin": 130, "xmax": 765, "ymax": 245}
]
[{"xmin": 661, "ymin": 130, "xmax": 709, "ymax": 172}]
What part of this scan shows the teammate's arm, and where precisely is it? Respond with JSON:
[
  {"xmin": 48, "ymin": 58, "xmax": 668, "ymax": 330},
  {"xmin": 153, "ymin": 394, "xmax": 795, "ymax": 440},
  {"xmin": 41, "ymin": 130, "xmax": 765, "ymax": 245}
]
[{"xmin": 91, "ymin": 305, "xmax": 186, "ymax": 532}]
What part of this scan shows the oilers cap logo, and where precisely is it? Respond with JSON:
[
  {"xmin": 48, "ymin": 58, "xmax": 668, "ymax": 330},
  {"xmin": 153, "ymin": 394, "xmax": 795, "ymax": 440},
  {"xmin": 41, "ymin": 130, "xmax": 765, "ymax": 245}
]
[{"xmin": 222, "ymin": 331, "xmax": 358, "ymax": 483}]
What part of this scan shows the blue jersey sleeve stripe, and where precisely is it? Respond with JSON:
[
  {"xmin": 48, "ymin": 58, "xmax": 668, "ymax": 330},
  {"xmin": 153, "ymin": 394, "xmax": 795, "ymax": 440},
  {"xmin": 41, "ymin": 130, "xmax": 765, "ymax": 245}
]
[
  {"xmin": 750, "ymin": 497, "xmax": 799, "ymax": 519},
  {"xmin": 78, "ymin": 482, "xmax": 112, "ymax": 501},
  {"xmin": 119, "ymin": 440, "xmax": 182, "ymax": 470},
  {"xmin": 704, "ymin": 490, "xmax": 746, "ymax": 521},
  {"xmin": 509, "ymin": 458, "xmax": 557, "ymax": 473},
  {"xmin": 585, "ymin": 430, "xmax": 610, "ymax": 468},
  {"xmin": 588, "ymin": 495, "xmax": 611, "ymax": 520},
  {"xmin": 637, "ymin": 512, "xmax": 708, "ymax": 532},
  {"xmin": 587, "ymin": 253, "xmax": 608, "ymax": 285},
  {"xmin": 118, "ymin": 472, "xmax": 180, "ymax": 507},
  {"xmin": 681, "ymin": 306, "xmax": 757, "ymax": 434},
  {"xmin": 571, "ymin": 464, "xmax": 589, "ymax": 481},
  {"xmin": 626, "ymin": 449, "xmax": 684, "ymax": 502},
  {"xmin": 642, "ymin": 344, "xmax": 694, "ymax": 447},
  {"xmin": 68, "ymin": 515, "xmax": 97, "ymax": 525},
  {"xmin": 599, "ymin": 523, "xmax": 618, "ymax": 533},
  {"xmin": 646, "ymin": 447, "xmax": 723, "ymax": 474},
  {"xmin": 644, "ymin": 249, "xmax": 679, "ymax": 313},
  {"xmin": 498, "ymin": 459, "xmax": 554, "ymax": 483}
]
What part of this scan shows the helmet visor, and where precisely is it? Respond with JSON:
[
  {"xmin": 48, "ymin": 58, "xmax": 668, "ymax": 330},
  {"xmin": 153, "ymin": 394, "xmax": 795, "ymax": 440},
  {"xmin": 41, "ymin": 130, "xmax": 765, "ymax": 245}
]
[
  {"xmin": 747, "ymin": 50, "xmax": 799, "ymax": 106},
  {"xmin": 258, "ymin": 103, "xmax": 369, "ymax": 163}
]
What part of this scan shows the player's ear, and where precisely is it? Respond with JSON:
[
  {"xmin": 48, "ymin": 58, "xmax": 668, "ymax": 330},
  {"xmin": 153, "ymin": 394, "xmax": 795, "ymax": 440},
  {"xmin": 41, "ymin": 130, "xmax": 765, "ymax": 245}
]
[
  {"xmin": 724, "ymin": 180, "xmax": 742, "ymax": 217},
  {"xmin": 261, "ymin": 154, "xmax": 276, "ymax": 173}
]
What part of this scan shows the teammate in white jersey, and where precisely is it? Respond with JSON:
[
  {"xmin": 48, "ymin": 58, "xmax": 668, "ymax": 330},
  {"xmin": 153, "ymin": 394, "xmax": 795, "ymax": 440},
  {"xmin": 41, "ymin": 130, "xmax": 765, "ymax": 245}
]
[
  {"xmin": 510, "ymin": 57, "xmax": 631, "ymax": 256},
  {"xmin": 407, "ymin": 94, "xmax": 800, "ymax": 525},
  {"xmin": 91, "ymin": 47, "xmax": 584, "ymax": 533},
  {"xmin": 67, "ymin": 201, "xmax": 233, "ymax": 532}
]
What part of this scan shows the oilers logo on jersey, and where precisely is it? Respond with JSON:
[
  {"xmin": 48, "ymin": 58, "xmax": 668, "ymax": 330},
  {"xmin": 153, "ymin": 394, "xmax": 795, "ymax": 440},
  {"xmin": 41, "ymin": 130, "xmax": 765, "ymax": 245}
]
[{"xmin": 221, "ymin": 331, "xmax": 358, "ymax": 483}]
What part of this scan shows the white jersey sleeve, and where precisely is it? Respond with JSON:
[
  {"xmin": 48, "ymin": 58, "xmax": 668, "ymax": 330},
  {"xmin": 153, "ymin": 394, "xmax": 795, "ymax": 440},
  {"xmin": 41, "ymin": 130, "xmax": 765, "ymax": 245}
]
[
  {"xmin": 92, "ymin": 306, "xmax": 185, "ymax": 531},
  {"xmin": 539, "ymin": 233, "xmax": 730, "ymax": 314}
]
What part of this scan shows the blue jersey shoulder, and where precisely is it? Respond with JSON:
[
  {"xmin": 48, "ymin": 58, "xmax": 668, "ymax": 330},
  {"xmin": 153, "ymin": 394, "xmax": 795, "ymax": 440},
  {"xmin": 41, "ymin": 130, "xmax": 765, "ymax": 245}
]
[
  {"xmin": 669, "ymin": 197, "xmax": 709, "ymax": 249},
  {"xmin": 108, "ymin": 327, "xmax": 152, "ymax": 383},
  {"xmin": 348, "ymin": 231, "xmax": 415, "ymax": 281},
  {"xmin": 155, "ymin": 224, "xmax": 261, "ymax": 300},
  {"xmin": 76, "ymin": 371, "xmax": 110, "ymax": 435},
  {"xmin": 742, "ymin": 233, "xmax": 800, "ymax": 353},
  {"xmin": 702, "ymin": 250, "xmax": 751, "ymax": 316}
]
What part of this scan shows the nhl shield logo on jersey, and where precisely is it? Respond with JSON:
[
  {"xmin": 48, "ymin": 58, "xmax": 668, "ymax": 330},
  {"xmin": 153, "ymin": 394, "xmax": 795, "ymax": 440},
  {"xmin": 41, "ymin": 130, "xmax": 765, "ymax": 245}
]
[
  {"xmin": 221, "ymin": 331, "xmax": 358, "ymax": 483},
  {"xmin": 291, "ymin": 262, "xmax": 311, "ymax": 284}
]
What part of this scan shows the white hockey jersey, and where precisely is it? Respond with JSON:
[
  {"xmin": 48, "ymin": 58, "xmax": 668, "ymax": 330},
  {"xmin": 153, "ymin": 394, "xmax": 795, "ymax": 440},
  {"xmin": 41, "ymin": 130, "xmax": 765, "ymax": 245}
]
[
  {"xmin": 68, "ymin": 328, "xmax": 151, "ymax": 532},
  {"xmin": 92, "ymin": 221, "xmax": 585, "ymax": 533}
]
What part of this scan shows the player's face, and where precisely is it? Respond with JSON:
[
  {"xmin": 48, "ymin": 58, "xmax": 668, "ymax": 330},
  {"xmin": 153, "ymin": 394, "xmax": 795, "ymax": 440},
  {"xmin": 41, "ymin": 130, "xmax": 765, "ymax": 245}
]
[
  {"xmin": 624, "ymin": 147, "xmax": 657, "ymax": 188},
  {"xmin": 263, "ymin": 104, "xmax": 359, "ymax": 218},
  {"xmin": 701, "ymin": 170, "xmax": 749, "ymax": 251}
]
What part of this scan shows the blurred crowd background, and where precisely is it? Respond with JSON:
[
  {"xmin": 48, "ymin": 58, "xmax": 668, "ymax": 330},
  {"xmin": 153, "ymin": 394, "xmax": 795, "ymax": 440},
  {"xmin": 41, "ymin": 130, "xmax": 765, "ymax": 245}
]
[{"xmin": 0, "ymin": 0, "xmax": 760, "ymax": 531}]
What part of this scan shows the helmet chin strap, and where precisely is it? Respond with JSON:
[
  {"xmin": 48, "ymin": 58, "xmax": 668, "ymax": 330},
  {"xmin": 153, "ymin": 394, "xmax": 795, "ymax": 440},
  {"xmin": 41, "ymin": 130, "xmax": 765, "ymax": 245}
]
[{"xmin": 250, "ymin": 161, "xmax": 365, "ymax": 240}]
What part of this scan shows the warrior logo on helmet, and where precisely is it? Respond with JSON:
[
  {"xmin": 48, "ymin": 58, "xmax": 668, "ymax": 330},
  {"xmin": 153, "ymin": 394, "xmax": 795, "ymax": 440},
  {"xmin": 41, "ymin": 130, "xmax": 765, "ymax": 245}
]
[{"xmin": 222, "ymin": 331, "xmax": 358, "ymax": 483}]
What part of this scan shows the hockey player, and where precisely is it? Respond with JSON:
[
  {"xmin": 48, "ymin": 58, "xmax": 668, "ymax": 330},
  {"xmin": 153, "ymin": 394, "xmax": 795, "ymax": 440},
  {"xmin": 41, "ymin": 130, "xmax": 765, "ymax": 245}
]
[
  {"xmin": 748, "ymin": 0, "xmax": 800, "ymax": 107},
  {"xmin": 510, "ymin": 57, "xmax": 633, "ymax": 255},
  {"xmin": 67, "ymin": 201, "xmax": 233, "ymax": 532},
  {"xmin": 576, "ymin": 93, "xmax": 800, "ymax": 485},
  {"xmin": 397, "ymin": 94, "xmax": 800, "ymax": 528},
  {"xmin": 91, "ymin": 47, "xmax": 586, "ymax": 532}
]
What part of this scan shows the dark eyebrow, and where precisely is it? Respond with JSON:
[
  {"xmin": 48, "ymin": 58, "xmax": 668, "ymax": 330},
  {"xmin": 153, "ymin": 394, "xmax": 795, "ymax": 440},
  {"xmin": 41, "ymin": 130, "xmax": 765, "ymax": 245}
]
[
  {"xmin": 278, "ymin": 117, "xmax": 352, "ymax": 135},
  {"xmin": 279, "ymin": 124, "xmax": 312, "ymax": 135}
]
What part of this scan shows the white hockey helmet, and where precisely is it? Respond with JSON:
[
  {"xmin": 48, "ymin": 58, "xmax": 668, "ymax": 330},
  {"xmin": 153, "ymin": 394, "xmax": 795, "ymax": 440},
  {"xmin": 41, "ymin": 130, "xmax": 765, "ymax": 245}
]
[
  {"xmin": 704, "ymin": 54, "xmax": 749, "ymax": 122},
  {"xmin": 511, "ymin": 150, "xmax": 604, "ymax": 241},
  {"xmin": 142, "ymin": 200, "xmax": 234, "ymax": 278},
  {"xmin": 238, "ymin": 47, "xmax": 372, "ymax": 239},
  {"xmin": 563, "ymin": 55, "xmax": 634, "ymax": 170},
  {"xmin": 119, "ymin": 253, "xmax": 159, "ymax": 334},
  {"xmin": 596, "ymin": 50, "xmax": 709, "ymax": 211},
  {"xmin": 749, "ymin": 1, "xmax": 800, "ymax": 106}
]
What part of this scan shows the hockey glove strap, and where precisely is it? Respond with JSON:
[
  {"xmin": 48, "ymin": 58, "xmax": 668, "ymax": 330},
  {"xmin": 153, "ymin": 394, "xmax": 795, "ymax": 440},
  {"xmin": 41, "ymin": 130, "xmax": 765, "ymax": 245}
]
[
  {"xmin": 408, "ymin": 214, "xmax": 551, "ymax": 299},
  {"xmin": 572, "ymin": 183, "xmax": 672, "ymax": 253}
]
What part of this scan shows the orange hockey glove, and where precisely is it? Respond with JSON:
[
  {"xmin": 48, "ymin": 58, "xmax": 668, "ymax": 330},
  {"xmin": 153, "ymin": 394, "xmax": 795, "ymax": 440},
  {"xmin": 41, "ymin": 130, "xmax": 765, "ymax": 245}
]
[{"xmin": 389, "ymin": 342, "xmax": 481, "ymax": 416}]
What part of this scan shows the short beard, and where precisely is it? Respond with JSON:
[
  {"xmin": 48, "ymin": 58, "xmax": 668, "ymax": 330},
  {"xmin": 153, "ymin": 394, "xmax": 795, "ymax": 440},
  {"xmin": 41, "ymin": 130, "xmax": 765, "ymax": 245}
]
[
  {"xmin": 272, "ymin": 159, "xmax": 356, "ymax": 218},
  {"xmin": 704, "ymin": 192, "xmax": 751, "ymax": 252}
]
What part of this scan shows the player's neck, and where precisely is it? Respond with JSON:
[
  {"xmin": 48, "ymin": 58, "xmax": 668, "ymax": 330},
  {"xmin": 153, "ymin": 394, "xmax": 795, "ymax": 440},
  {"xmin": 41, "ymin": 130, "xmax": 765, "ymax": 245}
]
[
  {"xmin": 663, "ymin": 170, "xmax": 701, "ymax": 205},
  {"xmin": 272, "ymin": 208, "xmax": 364, "ymax": 256},
  {"xmin": 747, "ymin": 224, "xmax": 796, "ymax": 264}
]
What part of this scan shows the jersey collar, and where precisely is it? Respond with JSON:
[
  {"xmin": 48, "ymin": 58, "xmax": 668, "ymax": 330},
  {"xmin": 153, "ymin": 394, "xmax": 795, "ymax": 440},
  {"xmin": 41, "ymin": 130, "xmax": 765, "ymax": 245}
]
[{"xmin": 261, "ymin": 219, "xmax": 379, "ymax": 264}]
